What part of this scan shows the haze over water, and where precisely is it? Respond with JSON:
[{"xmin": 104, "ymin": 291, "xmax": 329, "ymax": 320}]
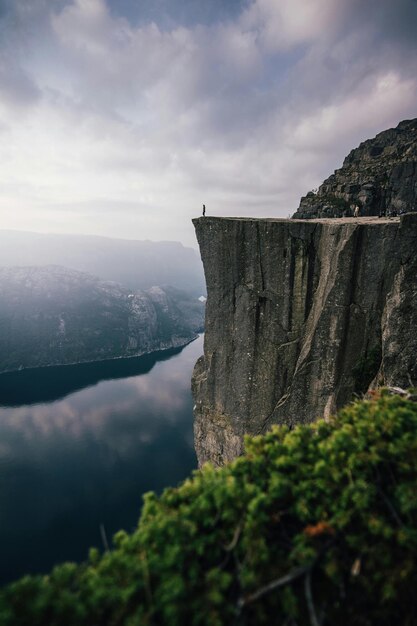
[{"xmin": 0, "ymin": 335, "xmax": 203, "ymax": 585}]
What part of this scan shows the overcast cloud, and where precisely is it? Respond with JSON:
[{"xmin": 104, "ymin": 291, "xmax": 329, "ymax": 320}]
[{"xmin": 0, "ymin": 0, "xmax": 416, "ymax": 245}]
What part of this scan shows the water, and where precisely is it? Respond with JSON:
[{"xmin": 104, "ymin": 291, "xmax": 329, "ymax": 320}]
[{"xmin": 0, "ymin": 335, "xmax": 203, "ymax": 585}]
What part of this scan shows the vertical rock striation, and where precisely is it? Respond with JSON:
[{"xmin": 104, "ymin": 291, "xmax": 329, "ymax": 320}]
[{"xmin": 192, "ymin": 215, "xmax": 417, "ymax": 466}]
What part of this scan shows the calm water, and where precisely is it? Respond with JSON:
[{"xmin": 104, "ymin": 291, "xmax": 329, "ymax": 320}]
[{"xmin": 0, "ymin": 335, "xmax": 203, "ymax": 585}]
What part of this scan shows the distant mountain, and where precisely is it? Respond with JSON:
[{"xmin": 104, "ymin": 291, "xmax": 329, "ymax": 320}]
[
  {"xmin": 0, "ymin": 231, "xmax": 205, "ymax": 295},
  {"xmin": 0, "ymin": 266, "xmax": 204, "ymax": 373},
  {"xmin": 293, "ymin": 118, "xmax": 417, "ymax": 218}
]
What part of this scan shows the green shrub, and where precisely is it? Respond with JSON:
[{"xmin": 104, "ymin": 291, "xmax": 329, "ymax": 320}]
[{"xmin": 1, "ymin": 391, "xmax": 417, "ymax": 625}]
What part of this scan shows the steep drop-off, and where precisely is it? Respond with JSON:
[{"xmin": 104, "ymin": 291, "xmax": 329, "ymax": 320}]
[
  {"xmin": 192, "ymin": 215, "xmax": 417, "ymax": 466},
  {"xmin": 0, "ymin": 265, "xmax": 204, "ymax": 373}
]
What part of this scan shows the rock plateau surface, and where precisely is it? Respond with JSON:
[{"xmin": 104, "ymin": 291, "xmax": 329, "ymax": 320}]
[{"xmin": 192, "ymin": 214, "xmax": 417, "ymax": 466}]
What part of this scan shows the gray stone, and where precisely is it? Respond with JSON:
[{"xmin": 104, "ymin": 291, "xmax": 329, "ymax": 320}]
[
  {"xmin": 292, "ymin": 119, "xmax": 417, "ymax": 219},
  {"xmin": 192, "ymin": 214, "xmax": 417, "ymax": 467}
]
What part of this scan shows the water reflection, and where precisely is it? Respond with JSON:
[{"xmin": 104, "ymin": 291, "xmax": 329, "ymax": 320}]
[
  {"xmin": 0, "ymin": 344, "xmax": 185, "ymax": 407},
  {"xmin": 0, "ymin": 335, "xmax": 203, "ymax": 585}
]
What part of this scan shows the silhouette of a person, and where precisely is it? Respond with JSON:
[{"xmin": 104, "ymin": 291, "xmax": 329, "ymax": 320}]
[{"xmin": 203, "ymin": 204, "xmax": 206, "ymax": 216}]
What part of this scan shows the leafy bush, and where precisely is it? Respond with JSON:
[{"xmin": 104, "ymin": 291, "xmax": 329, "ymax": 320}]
[{"xmin": 1, "ymin": 391, "xmax": 417, "ymax": 625}]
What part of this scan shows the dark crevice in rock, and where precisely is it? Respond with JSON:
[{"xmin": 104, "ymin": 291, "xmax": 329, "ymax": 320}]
[
  {"xmin": 334, "ymin": 226, "xmax": 365, "ymax": 396},
  {"xmin": 304, "ymin": 237, "xmax": 317, "ymax": 323}
]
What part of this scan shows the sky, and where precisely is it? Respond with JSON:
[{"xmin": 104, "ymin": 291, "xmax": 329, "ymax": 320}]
[{"xmin": 0, "ymin": 0, "xmax": 416, "ymax": 246}]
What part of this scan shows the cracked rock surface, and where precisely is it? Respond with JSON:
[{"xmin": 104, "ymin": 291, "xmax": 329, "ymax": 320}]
[
  {"xmin": 293, "ymin": 118, "xmax": 417, "ymax": 218},
  {"xmin": 192, "ymin": 214, "xmax": 417, "ymax": 466}
]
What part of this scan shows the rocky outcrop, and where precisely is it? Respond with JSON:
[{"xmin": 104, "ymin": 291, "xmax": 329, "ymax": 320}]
[
  {"xmin": 0, "ymin": 266, "xmax": 204, "ymax": 373},
  {"xmin": 192, "ymin": 215, "xmax": 417, "ymax": 466},
  {"xmin": 293, "ymin": 119, "xmax": 417, "ymax": 219}
]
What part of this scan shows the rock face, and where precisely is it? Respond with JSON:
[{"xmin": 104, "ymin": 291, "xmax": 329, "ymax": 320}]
[
  {"xmin": 0, "ymin": 266, "xmax": 204, "ymax": 373},
  {"xmin": 293, "ymin": 119, "xmax": 417, "ymax": 219},
  {"xmin": 192, "ymin": 215, "xmax": 417, "ymax": 466}
]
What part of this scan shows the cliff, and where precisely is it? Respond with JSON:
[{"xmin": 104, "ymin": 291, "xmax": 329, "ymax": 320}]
[
  {"xmin": 0, "ymin": 266, "xmax": 204, "ymax": 373},
  {"xmin": 292, "ymin": 119, "xmax": 417, "ymax": 218},
  {"xmin": 192, "ymin": 214, "xmax": 417, "ymax": 466}
]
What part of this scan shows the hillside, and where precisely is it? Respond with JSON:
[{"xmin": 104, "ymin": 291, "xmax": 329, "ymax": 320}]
[
  {"xmin": 0, "ymin": 231, "xmax": 205, "ymax": 295},
  {"xmin": 293, "ymin": 118, "xmax": 417, "ymax": 218},
  {"xmin": 0, "ymin": 266, "xmax": 204, "ymax": 373},
  {"xmin": 1, "ymin": 391, "xmax": 416, "ymax": 625}
]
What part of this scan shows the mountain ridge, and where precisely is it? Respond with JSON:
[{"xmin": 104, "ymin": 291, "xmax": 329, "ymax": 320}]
[
  {"xmin": 0, "ymin": 265, "xmax": 204, "ymax": 374},
  {"xmin": 0, "ymin": 230, "xmax": 205, "ymax": 295},
  {"xmin": 293, "ymin": 118, "xmax": 417, "ymax": 218}
]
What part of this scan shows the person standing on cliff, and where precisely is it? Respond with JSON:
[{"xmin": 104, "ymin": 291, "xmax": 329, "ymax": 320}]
[
  {"xmin": 354, "ymin": 205, "xmax": 360, "ymax": 218},
  {"xmin": 203, "ymin": 204, "xmax": 206, "ymax": 216}
]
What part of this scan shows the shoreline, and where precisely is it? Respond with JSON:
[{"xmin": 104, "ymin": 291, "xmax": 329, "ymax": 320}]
[{"xmin": 0, "ymin": 333, "xmax": 201, "ymax": 377}]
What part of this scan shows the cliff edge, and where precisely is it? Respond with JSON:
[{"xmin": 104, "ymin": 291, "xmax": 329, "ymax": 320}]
[{"xmin": 192, "ymin": 215, "xmax": 417, "ymax": 466}]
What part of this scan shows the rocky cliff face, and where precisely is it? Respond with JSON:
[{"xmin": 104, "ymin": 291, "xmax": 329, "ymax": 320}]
[
  {"xmin": 293, "ymin": 119, "xmax": 417, "ymax": 219},
  {"xmin": 0, "ymin": 266, "xmax": 204, "ymax": 373},
  {"xmin": 192, "ymin": 215, "xmax": 417, "ymax": 466}
]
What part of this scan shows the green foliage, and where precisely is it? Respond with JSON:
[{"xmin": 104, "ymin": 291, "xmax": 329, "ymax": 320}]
[{"xmin": 2, "ymin": 392, "xmax": 417, "ymax": 625}]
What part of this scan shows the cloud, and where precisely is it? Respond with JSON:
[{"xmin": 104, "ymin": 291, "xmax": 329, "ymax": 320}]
[
  {"xmin": 240, "ymin": 0, "xmax": 344, "ymax": 52},
  {"xmin": 0, "ymin": 0, "xmax": 416, "ymax": 245},
  {"xmin": 0, "ymin": 59, "xmax": 40, "ymax": 110}
]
